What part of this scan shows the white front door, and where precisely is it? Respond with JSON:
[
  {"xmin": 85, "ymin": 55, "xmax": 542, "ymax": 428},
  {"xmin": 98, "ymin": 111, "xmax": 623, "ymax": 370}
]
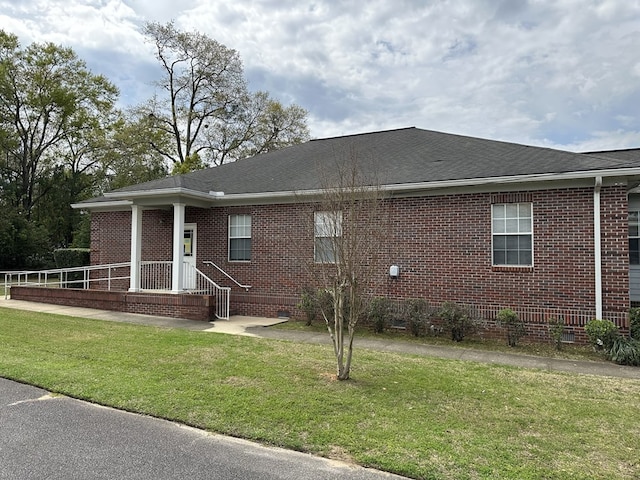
[{"xmin": 183, "ymin": 224, "xmax": 197, "ymax": 289}]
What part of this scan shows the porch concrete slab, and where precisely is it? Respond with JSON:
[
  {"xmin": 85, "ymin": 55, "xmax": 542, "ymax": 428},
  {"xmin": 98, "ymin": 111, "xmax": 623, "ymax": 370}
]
[{"xmin": 204, "ymin": 316, "xmax": 288, "ymax": 336}]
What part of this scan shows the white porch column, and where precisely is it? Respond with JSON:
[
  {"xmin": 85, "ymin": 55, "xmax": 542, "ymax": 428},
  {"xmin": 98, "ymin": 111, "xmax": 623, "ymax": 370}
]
[
  {"xmin": 129, "ymin": 204, "xmax": 142, "ymax": 292},
  {"xmin": 171, "ymin": 203, "xmax": 186, "ymax": 293}
]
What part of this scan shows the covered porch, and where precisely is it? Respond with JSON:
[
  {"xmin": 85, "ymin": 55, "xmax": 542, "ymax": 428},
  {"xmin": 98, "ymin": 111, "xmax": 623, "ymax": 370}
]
[
  {"xmin": 66, "ymin": 187, "xmax": 250, "ymax": 320},
  {"xmin": 127, "ymin": 200, "xmax": 210, "ymax": 294},
  {"xmin": 6, "ymin": 193, "xmax": 264, "ymax": 321},
  {"xmin": 72, "ymin": 179, "xmax": 239, "ymax": 293}
]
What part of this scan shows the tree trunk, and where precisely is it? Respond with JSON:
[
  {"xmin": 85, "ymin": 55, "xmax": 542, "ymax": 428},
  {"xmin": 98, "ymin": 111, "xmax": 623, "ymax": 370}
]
[{"xmin": 337, "ymin": 324, "xmax": 356, "ymax": 380}]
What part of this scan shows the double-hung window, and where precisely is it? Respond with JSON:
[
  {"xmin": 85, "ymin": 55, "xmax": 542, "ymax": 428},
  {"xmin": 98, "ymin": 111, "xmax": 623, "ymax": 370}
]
[
  {"xmin": 629, "ymin": 211, "xmax": 640, "ymax": 264},
  {"xmin": 492, "ymin": 203, "xmax": 533, "ymax": 266},
  {"xmin": 229, "ymin": 214, "xmax": 251, "ymax": 261},
  {"xmin": 315, "ymin": 211, "xmax": 342, "ymax": 263}
]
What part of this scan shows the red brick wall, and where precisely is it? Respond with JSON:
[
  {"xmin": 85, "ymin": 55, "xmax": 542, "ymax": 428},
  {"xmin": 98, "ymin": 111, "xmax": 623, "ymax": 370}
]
[
  {"xmin": 383, "ymin": 189, "xmax": 599, "ymax": 309},
  {"xmin": 10, "ymin": 286, "xmax": 215, "ymax": 321},
  {"xmin": 88, "ymin": 185, "xmax": 631, "ymax": 339},
  {"xmin": 91, "ymin": 211, "xmax": 131, "ymax": 265},
  {"xmin": 600, "ymin": 185, "xmax": 630, "ymax": 314},
  {"xmin": 92, "ymin": 210, "xmax": 173, "ymax": 265}
]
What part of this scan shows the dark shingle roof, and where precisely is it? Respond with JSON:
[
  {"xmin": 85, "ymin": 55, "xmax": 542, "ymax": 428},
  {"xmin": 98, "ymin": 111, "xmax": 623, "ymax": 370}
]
[
  {"xmin": 582, "ymin": 148, "xmax": 640, "ymax": 162},
  {"xmin": 104, "ymin": 127, "xmax": 640, "ymax": 199}
]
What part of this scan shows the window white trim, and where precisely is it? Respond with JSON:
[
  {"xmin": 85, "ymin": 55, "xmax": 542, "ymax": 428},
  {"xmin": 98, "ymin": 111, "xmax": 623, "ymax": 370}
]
[
  {"xmin": 491, "ymin": 203, "xmax": 534, "ymax": 267},
  {"xmin": 629, "ymin": 210, "xmax": 640, "ymax": 265},
  {"xmin": 314, "ymin": 211, "xmax": 342, "ymax": 263},
  {"xmin": 228, "ymin": 214, "xmax": 251, "ymax": 262}
]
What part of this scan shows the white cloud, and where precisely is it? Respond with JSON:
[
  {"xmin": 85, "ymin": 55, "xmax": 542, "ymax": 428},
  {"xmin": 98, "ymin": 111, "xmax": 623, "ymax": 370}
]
[
  {"xmin": 546, "ymin": 129, "xmax": 640, "ymax": 153},
  {"xmin": 0, "ymin": 0, "xmax": 639, "ymax": 150},
  {"xmin": 1, "ymin": 0, "xmax": 142, "ymax": 51}
]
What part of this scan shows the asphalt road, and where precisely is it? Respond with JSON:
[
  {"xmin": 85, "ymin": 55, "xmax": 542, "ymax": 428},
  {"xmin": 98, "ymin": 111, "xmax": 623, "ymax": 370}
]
[{"xmin": 0, "ymin": 378, "xmax": 408, "ymax": 480}]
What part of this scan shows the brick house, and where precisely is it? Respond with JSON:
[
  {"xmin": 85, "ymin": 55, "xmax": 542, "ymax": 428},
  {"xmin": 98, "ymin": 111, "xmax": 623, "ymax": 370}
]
[{"xmin": 45, "ymin": 127, "xmax": 639, "ymax": 340}]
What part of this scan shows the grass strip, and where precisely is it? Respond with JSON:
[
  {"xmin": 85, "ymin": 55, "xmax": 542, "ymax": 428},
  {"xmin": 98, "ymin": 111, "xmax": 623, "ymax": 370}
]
[
  {"xmin": 1, "ymin": 307, "xmax": 638, "ymax": 480},
  {"xmin": 276, "ymin": 320, "xmax": 606, "ymax": 362}
]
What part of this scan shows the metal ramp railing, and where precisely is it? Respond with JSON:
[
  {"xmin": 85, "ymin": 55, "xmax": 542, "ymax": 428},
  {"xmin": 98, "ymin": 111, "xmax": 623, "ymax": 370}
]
[
  {"xmin": 3, "ymin": 263, "xmax": 131, "ymax": 298},
  {"xmin": 4, "ymin": 262, "xmax": 231, "ymax": 320},
  {"xmin": 184, "ymin": 263, "xmax": 231, "ymax": 320},
  {"xmin": 202, "ymin": 260, "xmax": 251, "ymax": 291}
]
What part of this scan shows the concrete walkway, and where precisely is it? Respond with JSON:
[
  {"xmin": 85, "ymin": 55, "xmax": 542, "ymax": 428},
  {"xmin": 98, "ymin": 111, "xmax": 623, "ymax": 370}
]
[
  {"xmin": 253, "ymin": 328, "xmax": 640, "ymax": 379},
  {"xmin": 1, "ymin": 297, "xmax": 639, "ymax": 380},
  {"xmin": 0, "ymin": 297, "xmax": 286, "ymax": 336}
]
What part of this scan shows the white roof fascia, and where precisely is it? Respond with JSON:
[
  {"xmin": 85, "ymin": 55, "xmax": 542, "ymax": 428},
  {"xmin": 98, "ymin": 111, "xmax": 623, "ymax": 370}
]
[
  {"xmin": 92, "ymin": 167, "xmax": 640, "ymax": 205},
  {"xmin": 103, "ymin": 187, "xmax": 217, "ymax": 202},
  {"xmin": 71, "ymin": 200, "xmax": 133, "ymax": 210},
  {"xmin": 384, "ymin": 168, "xmax": 640, "ymax": 193},
  {"xmin": 214, "ymin": 167, "xmax": 640, "ymax": 203}
]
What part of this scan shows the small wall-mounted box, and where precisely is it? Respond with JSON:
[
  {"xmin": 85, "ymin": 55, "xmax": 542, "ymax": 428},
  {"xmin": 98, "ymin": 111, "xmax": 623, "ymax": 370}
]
[{"xmin": 389, "ymin": 265, "xmax": 400, "ymax": 278}]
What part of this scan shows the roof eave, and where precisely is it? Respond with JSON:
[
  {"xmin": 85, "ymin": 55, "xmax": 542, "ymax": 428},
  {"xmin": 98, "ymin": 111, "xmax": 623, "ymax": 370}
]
[
  {"xmin": 103, "ymin": 187, "xmax": 216, "ymax": 201},
  {"xmin": 216, "ymin": 167, "xmax": 640, "ymax": 202},
  {"xmin": 77, "ymin": 166, "xmax": 640, "ymax": 208},
  {"xmin": 71, "ymin": 199, "xmax": 133, "ymax": 210},
  {"xmin": 384, "ymin": 167, "xmax": 640, "ymax": 193}
]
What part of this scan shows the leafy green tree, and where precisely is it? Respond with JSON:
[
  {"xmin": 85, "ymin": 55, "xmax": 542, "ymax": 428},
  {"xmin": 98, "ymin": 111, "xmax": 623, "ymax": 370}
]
[
  {"xmin": 32, "ymin": 166, "xmax": 91, "ymax": 248},
  {"xmin": 0, "ymin": 208, "xmax": 51, "ymax": 268},
  {"xmin": 97, "ymin": 112, "xmax": 169, "ymax": 192},
  {"xmin": 0, "ymin": 30, "xmax": 118, "ymax": 219},
  {"xmin": 250, "ymin": 97, "xmax": 309, "ymax": 155},
  {"xmin": 0, "ymin": 30, "xmax": 119, "ymax": 265},
  {"xmin": 141, "ymin": 22, "xmax": 310, "ymax": 171},
  {"xmin": 171, "ymin": 153, "xmax": 205, "ymax": 175}
]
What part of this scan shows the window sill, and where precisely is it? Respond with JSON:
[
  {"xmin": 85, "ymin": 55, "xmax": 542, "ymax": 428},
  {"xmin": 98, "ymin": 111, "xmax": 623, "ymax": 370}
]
[{"xmin": 492, "ymin": 265, "xmax": 534, "ymax": 272}]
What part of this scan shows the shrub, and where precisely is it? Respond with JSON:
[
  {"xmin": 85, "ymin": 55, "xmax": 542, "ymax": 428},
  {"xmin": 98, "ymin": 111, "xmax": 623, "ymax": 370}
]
[
  {"xmin": 584, "ymin": 319, "xmax": 620, "ymax": 351},
  {"xmin": 547, "ymin": 318, "xmax": 565, "ymax": 350},
  {"xmin": 439, "ymin": 301, "xmax": 478, "ymax": 342},
  {"xmin": 629, "ymin": 308, "xmax": 640, "ymax": 340},
  {"xmin": 405, "ymin": 299, "xmax": 431, "ymax": 337},
  {"xmin": 296, "ymin": 288, "xmax": 318, "ymax": 326},
  {"xmin": 607, "ymin": 337, "xmax": 640, "ymax": 366},
  {"xmin": 368, "ymin": 297, "xmax": 393, "ymax": 333},
  {"xmin": 53, "ymin": 248, "xmax": 90, "ymax": 288},
  {"xmin": 496, "ymin": 308, "xmax": 526, "ymax": 347},
  {"xmin": 53, "ymin": 248, "xmax": 90, "ymax": 268}
]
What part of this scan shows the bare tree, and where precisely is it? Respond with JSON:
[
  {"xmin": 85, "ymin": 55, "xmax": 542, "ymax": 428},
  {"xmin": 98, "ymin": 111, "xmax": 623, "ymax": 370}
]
[
  {"xmin": 299, "ymin": 149, "xmax": 388, "ymax": 380},
  {"xmin": 213, "ymin": 91, "xmax": 310, "ymax": 161},
  {"xmin": 142, "ymin": 22, "xmax": 309, "ymax": 171},
  {"xmin": 142, "ymin": 22, "xmax": 246, "ymax": 169}
]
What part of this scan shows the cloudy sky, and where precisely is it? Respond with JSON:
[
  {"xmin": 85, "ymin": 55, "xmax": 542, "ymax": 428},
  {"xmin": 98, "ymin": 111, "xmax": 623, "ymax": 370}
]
[{"xmin": 1, "ymin": 0, "xmax": 640, "ymax": 152}]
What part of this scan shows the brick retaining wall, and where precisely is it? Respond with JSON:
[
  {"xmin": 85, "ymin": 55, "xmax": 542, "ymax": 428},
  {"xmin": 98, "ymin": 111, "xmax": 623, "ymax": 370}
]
[{"xmin": 9, "ymin": 286, "xmax": 215, "ymax": 321}]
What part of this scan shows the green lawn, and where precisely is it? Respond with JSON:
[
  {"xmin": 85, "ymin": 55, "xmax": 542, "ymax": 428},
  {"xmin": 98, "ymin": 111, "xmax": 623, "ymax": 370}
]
[{"xmin": 1, "ymin": 307, "xmax": 638, "ymax": 480}]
